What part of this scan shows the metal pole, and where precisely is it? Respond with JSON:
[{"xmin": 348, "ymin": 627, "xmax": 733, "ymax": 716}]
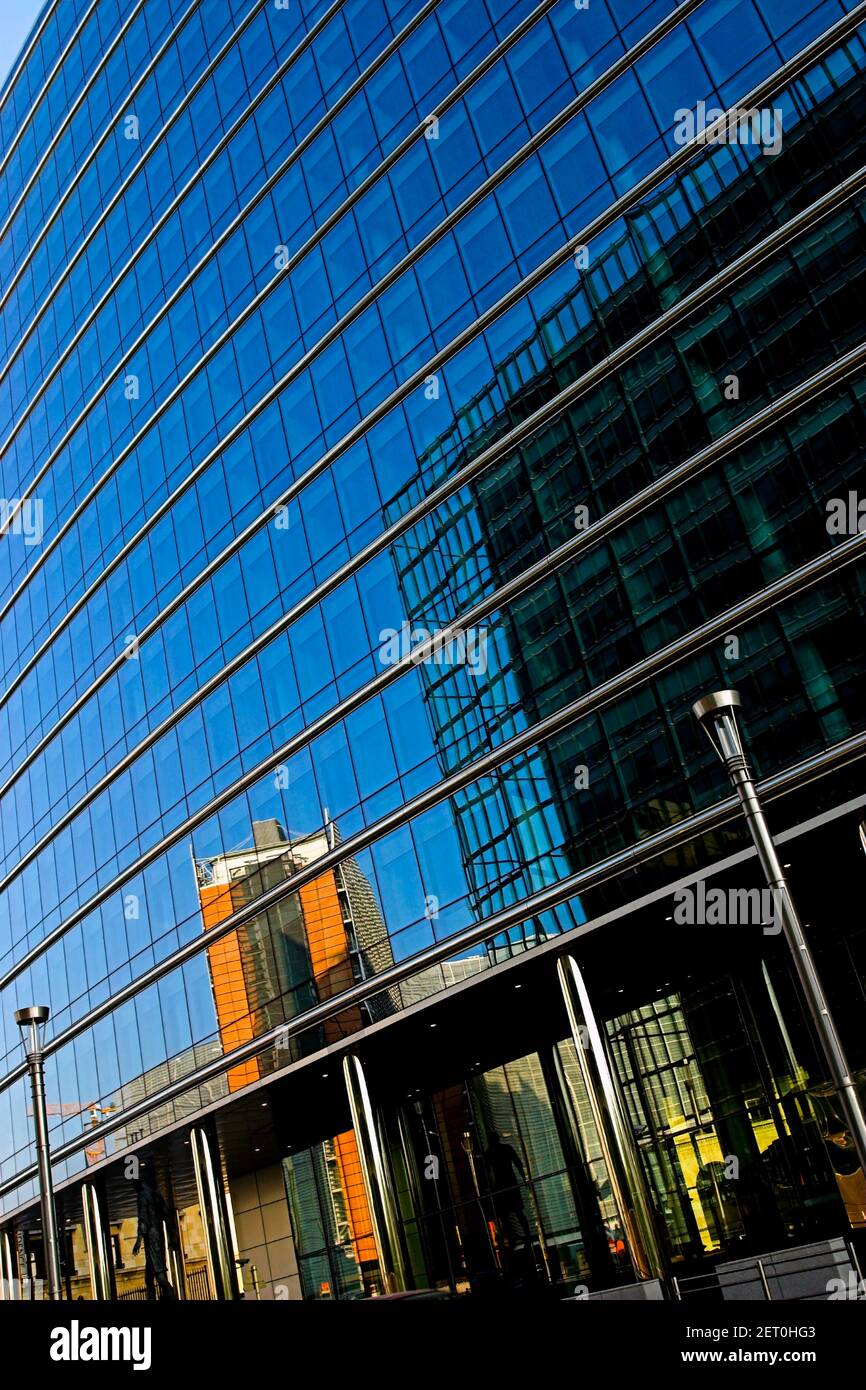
[
  {"xmin": 81, "ymin": 1182, "xmax": 114, "ymax": 1300},
  {"xmin": 190, "ymin": 1125, "xmax": 238, "ymax": 1300},
  {"xmin": 15, "ymin": 1008, "xmax": 62, "ymax": 1300},
  {"xmin": 0, "ymin": 1228, "xmax": 17, "ymax": 1300},
  {"xmin": 693, "ymin": 691, "xmax": 866, "ymax": 1176},
  {"xmin": 343, "ymin": 1052, "xmax": 407, "ymax": 1293}
]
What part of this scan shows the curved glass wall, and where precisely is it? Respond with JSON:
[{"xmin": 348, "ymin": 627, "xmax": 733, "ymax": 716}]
[{"xmin": 0, "ymin": 0, "xmax": 864, "ymax": 1269}]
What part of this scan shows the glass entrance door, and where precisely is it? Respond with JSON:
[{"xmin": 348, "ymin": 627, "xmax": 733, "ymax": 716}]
[
  {"xmin": 606, "ymin": 975, "xmax": 849, "ymax": 1266},
  {"xmin": 388, "ymin": 1050, "xmax": 624, "ymax": 1296}
]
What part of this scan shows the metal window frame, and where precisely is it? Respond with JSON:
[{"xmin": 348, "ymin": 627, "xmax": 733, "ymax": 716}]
[
  {"xmin": 0, "ymin": 518, "xmax": 864, "ymax": 1091},
  {"xmin": 0, "ymin": 0, "xmax": 95, "ymax": 160},
  {"xmin": 0, "ymin": 7, "xmax": 856, "ymax": 752},
  {"xmin": 0, "ymin": 0, "xmax": 315, "ymax": 332},
  {"xmin": 0, "ymin": 0, "xmax": 151, "ymax": 241},
  {"xmin": 1, "ymin": 737, "xmax": 863, "ymax": 1208},
  {"xmin": 0, "ymin": 0, "xmax": 680, "ymax": 570},
  {"xmin": 0, "ymin": 169, "xmax": 861, "ymax": 922}
]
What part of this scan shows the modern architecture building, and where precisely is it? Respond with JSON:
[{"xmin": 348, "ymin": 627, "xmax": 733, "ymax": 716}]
[{"xmin": 1, "ymin": 0, "xmax": 866, "ymax": 1302}]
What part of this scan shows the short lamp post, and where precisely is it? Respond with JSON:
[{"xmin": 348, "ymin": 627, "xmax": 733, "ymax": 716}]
[
  {"xmin": 14, "ymin": 1005, "xmax": 62, "ymax": 1300},
  {"xmin": 692, "ymin": 690, "xmax": 866, "ymax": 1176}
]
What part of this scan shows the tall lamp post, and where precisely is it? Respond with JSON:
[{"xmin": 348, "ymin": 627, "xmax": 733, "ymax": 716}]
[
  {"xmin": 692, "ymin": 690, "xmax": 866, "ymax": 1176},
  {"xmin": 15, "ymin": 1005, "xmax": 62, "ymax": 1300}
]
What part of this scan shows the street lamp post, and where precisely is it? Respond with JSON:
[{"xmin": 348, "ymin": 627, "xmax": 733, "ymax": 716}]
[
  {"xmin": 14, "ymin": 1005, "xmax": 62, "ymax": 1300},
  {"xmin": 692, "ymin": 690, "xmax": 866, "ymax": 1176}
]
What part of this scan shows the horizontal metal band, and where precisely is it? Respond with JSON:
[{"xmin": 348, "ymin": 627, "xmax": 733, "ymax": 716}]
[
  {"xmin": 0, "ymin": 0, "xmax": 305, "ymax": 329},
  {"xmin": 0, "ymin": 0, "xmax": 698, "ymax": 597},
  {"xmin": 0, "ymin": 9, "xmax": 851, "ymax": 735},
  {"xmin": 0, "ymin": 0, "xmax": 443, "ymax": 502},
  {"xmin": 0, "ymin": 522, "xmax": 862, "ymax": 1095},
  {"xmin": 0, "ymin": 0, "xmax": 149, "ymax": 248},
  {"xmin": 0, "ymin": 0, "xmax": 96, "ymax": 166},
  {"xmin": 0, "ymin": 0, "xmax": 63, "ymax": 116},
  {"xmin": 0, "ymin": 166, "xmax": 860, "ymax": 898},
  {"xmin": 1, "ymin": 722, "xmax": 862, "ymax": 1200}
]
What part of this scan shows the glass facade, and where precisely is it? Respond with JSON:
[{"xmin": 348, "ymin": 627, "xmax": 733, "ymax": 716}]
[{"xmin": 1, "ymin": 0, "xmax": 865, "ymax": 1302}]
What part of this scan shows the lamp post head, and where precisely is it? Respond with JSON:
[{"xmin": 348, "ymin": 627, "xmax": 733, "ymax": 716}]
[
  {"xmin": 692, "ymin": 689, "xmax": 746, "ymax": 767},
  {"xmin": 14, "ymin": 1005, "xmax": 49, "ymax": 1027},
  {"xmin": 15, "ymin": 1005, "xmax": 50, "ymax": 1057}
]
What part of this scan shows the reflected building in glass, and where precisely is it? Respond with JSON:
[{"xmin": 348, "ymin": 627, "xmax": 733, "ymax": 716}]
[{"xmin": 1, "ymin": 0, "xmax": 866, "ymax": 1303}]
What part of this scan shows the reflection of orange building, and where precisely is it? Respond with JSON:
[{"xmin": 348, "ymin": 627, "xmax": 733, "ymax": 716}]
[
  {"xmin": 195, "ymin": 819, "xmax": 396, "ymax": 1090},
  {"xmin": 331, "ymin": 1131, "xmax": 378, "ymax": 1266},
  {"xmin": 195, "ymin": 819, "xmax": 392, "ymax": 1276},
  {"xmin": 299, "ymin": 867, "xmax": 364, "ymax": 1043},
  {"xmin": 197, "ymin": 864, "xmax": 262, "ymax": 1092}
]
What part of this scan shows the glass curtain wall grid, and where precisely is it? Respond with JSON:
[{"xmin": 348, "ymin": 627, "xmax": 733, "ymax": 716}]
[{"xmin": 0, "ymin": 0, "xmax": 865, "ymax": 1297}]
